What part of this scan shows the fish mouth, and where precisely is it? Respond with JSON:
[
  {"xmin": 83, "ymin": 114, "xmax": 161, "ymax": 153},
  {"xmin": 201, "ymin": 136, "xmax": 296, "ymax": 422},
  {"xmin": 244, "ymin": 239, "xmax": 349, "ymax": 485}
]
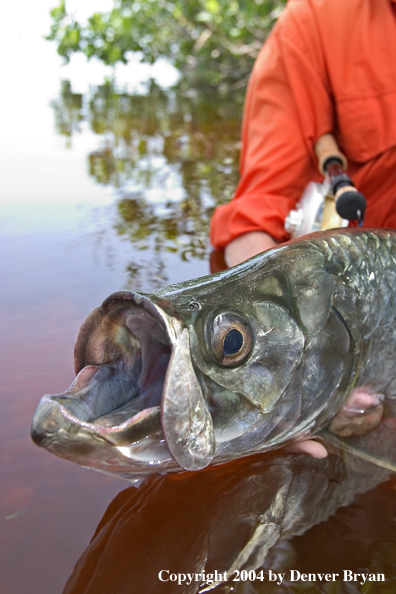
[{"xmin": 32, "ymin": 291, "xmax": 215, "ymax": 476}]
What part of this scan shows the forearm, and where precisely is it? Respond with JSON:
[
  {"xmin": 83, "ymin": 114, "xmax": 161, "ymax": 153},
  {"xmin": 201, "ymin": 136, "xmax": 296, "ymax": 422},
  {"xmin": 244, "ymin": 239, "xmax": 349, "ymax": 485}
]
[{"xmin": 224, "ymin": 231, "xmax": 278, "ymax": 267}]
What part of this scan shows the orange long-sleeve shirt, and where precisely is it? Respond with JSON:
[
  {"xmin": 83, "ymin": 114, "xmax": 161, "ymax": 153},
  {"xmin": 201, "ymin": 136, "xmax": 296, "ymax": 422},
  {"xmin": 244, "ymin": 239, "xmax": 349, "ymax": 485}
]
[{"xmin": 210, "ymin": 0, "xmax": 396, "ymax": 249}]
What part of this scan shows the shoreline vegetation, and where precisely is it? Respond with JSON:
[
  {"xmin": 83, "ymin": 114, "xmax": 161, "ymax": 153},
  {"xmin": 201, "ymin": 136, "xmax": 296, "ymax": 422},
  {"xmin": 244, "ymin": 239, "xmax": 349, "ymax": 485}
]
[{"xmin": 47, "ymin": 0, "xmax": 286, "ymax": 90}]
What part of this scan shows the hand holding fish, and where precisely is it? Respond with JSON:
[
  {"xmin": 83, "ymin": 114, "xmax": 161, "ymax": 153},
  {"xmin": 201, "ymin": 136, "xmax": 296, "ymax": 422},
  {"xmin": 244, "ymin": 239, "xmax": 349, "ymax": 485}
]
[
  {"xmin": 287, "ymin": 389, "xmax": 384, "ymax": 458},
  {"xmin": 32, "ymin": 229, "xmax": 396, "ymax": 480}
]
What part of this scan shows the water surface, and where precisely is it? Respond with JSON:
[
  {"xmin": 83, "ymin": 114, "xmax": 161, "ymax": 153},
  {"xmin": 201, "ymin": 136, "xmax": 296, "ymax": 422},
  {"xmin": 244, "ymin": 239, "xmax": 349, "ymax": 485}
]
[{"xmin": 2, "ymin": 3, "xmax": 396, "ymax": 593}]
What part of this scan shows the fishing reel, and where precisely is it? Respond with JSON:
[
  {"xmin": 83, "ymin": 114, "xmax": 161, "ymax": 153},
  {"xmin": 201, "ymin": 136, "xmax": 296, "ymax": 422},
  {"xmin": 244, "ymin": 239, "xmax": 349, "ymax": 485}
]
[{"xmin": 285, "ymin": 134, "xmax": 366, "ymax": 239}]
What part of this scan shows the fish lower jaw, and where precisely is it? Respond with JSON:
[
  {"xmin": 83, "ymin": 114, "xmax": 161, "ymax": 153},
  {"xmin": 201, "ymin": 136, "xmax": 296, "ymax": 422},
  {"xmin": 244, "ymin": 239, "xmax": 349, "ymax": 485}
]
[
  {"xmin": 31, "ymin": 378, "xmax": 181, "ymax": 473},
  {"xmin": 117, "ymin": 441, "xmax": 171, "ymax": 462},
  {"xmin": 31, "ymin": 394, "xmax": 179, "ymax": 474}
]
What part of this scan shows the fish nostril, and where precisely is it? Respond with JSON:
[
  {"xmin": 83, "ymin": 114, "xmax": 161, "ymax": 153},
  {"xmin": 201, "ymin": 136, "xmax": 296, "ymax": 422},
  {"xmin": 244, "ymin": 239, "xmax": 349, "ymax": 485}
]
[{"xmin": 31, "ymin": 425, "xmax": 55, "ymax": 446}]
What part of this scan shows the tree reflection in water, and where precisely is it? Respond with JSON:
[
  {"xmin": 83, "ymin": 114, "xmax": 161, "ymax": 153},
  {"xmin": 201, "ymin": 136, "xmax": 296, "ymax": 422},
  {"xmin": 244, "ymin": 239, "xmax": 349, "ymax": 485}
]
[{"xmin": 51, "ymin": 78, "xmax": 243, "ymax": 286}]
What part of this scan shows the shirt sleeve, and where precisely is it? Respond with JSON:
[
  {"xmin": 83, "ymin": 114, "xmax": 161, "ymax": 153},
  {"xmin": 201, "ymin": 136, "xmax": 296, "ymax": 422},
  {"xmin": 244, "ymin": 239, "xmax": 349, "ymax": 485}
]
[{"xmin": 210, "ymin": 0, "xmax": 335, "ymax": 249}]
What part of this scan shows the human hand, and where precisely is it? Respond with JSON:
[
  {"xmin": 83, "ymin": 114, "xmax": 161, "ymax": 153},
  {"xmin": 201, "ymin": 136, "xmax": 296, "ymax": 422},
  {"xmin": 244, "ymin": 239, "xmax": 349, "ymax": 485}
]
[
  {"xmin": 329, "ymin": 388, "xmax": 384, "ymax": 437},
  {"xmin": 284, "ymin": 388, "xmax": 384, "ymax": 459}
]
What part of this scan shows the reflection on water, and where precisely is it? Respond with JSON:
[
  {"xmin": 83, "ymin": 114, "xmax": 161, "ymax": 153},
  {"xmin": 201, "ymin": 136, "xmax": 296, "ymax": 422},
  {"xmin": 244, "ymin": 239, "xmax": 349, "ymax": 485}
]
[
  {"xmin": 52, "ymin": 78, "xmax": 243, "ymax": 284},
  {"xmin": 62, "ymin": 431, "xmax": 396, "ymax": 594}
]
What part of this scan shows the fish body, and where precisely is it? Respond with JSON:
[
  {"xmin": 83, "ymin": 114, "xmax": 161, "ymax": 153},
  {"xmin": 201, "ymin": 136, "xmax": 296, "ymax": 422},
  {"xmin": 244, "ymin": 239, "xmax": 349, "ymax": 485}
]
[{"xmin": 31, "ymin": 229, "xmax": 396, "ymax": 479}]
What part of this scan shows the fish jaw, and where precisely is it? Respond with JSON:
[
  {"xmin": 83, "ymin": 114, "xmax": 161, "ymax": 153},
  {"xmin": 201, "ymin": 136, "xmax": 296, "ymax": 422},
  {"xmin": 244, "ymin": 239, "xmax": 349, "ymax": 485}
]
[
  {"xmin": 31, "ymin": 291, "xmax": 215, "ymax": 476},
  {"xmin": 31, "ymin": 392, "xmax": 176, "ymax": 479}
]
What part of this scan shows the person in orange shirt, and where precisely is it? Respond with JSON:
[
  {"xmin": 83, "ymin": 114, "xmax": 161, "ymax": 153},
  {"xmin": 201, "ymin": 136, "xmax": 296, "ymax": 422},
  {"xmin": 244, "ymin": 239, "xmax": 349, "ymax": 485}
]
[
  {"xmin": 210, "ymin": 0, "xmax": 396, "ymax": 267},
  {"xmin": 210, "ymin": 0, "xmax": 396, "ymax": 457}
]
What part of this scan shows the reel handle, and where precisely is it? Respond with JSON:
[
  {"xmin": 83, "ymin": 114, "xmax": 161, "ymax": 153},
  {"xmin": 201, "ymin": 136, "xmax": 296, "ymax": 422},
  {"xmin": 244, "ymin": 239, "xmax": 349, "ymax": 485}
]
[{"xmin": 314, "ymin": 134, "xmax": 366, "ymax": 222}]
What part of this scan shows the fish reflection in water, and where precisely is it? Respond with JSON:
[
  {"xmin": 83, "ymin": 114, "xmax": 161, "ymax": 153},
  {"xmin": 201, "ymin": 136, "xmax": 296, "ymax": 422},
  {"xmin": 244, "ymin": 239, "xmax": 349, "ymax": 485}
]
[{"xmin": 63, "ymin": 422, "xmax": 396, "ymax": 594}]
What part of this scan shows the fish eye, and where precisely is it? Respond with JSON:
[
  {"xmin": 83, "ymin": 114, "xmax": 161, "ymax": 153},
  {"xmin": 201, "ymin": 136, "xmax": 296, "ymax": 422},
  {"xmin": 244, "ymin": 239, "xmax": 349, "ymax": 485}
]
[
  {"xmin": 211, "ymin": 313, "xmax": 253, "ymax": 367},
  {"xmin": 223, "ymin": 328, "xmax": 244, "ymax": 355}
]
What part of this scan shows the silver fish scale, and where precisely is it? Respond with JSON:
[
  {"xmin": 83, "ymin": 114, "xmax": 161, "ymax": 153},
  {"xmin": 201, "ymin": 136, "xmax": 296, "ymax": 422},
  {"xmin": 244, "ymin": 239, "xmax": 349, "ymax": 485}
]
[{"xmin": 315, "ymin": 231, "xmax": 396, "ymax": 401}]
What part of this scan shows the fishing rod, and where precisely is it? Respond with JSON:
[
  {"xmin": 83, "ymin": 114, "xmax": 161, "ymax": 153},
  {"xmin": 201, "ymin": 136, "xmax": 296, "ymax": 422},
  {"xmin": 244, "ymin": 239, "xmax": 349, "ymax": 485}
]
[
  {"xmin": 285, "ymin": 133, "xmax": 366, "ymax": 238},
  {"xmin": 210, "ymin": 134, "xmax": 367, "ymax": 272}
]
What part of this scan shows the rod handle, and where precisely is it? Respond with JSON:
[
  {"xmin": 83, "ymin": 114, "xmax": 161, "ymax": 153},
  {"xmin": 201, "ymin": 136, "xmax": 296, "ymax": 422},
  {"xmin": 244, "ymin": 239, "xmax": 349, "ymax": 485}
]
[{"xmin": 314, "ymin": 133, "xmax": 347, "ymax": 174}]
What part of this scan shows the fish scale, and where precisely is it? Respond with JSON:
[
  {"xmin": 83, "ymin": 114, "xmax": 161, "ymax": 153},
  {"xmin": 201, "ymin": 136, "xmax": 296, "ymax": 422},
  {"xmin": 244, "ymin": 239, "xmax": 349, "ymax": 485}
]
[{"xmin": 319, "ymin": 233, "xmax": 396, "ymax": 400}]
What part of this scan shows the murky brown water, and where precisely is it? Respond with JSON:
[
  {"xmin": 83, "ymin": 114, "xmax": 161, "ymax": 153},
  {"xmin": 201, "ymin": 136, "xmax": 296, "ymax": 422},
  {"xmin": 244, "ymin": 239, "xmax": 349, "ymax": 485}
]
[{"xmin": 2, "ymin": 3, "xmax": 396, "ymax": 593}]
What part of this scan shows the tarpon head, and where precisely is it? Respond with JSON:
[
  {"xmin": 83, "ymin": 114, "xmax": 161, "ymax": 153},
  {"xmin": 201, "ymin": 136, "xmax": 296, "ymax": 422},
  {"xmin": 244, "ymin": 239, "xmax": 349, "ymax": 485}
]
[{"xmin": 32, "ymin": 240, "xmax": 354, "ymax": 479}]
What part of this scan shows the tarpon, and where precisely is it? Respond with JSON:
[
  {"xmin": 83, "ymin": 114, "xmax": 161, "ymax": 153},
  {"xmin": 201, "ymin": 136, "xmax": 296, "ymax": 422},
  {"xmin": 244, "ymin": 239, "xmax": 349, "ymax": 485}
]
[{"xmin": 31, "ymin": 229, "xmax": 396, "ymax": 479}]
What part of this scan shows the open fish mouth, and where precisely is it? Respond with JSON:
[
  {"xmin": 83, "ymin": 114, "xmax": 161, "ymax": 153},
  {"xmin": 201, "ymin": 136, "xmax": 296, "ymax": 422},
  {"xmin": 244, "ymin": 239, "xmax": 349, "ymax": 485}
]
[{"xmin": 31, "ymin": 291, "xmax": 215, "ymax": 476}]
